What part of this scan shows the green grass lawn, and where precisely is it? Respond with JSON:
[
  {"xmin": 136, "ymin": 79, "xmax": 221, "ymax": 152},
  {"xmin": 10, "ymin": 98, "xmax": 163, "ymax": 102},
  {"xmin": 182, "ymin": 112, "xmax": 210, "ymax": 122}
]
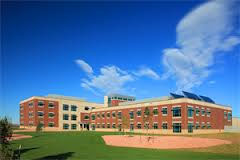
[{"xmin": 11, "ymin": 131, "xmax": 239, "ymax": 160}]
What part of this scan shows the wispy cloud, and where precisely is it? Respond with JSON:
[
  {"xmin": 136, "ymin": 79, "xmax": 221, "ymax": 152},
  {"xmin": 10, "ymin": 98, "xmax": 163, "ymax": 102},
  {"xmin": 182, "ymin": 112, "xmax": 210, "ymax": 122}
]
[
  {"xmin": 75, "ymin": 59, "xmax": 93, "ymax": 75},
  {"xmin": 209, "ymin": 80, "xmax": 216, "ymax": 85},
  {"xmin": 134, "ymin": 67, "xmax": 160, "ymax": 80},
  {"xmin": 162, "ymin": 0, "xmax": 240, "ymax": 92}
]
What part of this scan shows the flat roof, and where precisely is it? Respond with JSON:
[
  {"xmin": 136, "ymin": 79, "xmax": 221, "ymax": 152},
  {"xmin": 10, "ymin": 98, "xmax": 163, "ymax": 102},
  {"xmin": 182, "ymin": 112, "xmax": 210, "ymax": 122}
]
[{"xmin": 107, "ymin": 93, "xmax": 135, "ymax": 99}]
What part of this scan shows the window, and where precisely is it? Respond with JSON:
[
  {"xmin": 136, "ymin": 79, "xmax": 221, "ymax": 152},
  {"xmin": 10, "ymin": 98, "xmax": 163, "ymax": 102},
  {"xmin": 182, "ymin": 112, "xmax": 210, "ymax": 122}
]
[
  {"xmin": 112, "ymin": 112, "xmax": 116, "ymax": 118},
  {"xmin": 102, "ymin": 124, "xmax": 105, "ymax": 128},
  {"xmin": 162, "ymin": 123, "xmax": 168, "ymax": 129},
  {"xmin": 63, "ymin": 104, "xmax": 69, "ymax": 111},
  {"xmin": 29, "ymin": 112, "xmax": 33, "ymax": 117},
  {"xmin": 71, "ymin": 105, "xmax": 77, "ymax": 111},
  {"xmin": 38, "ymin": 101, "xmax": 44, "ymax": 107},
  {"xmin": 137, "ymin": 123, "xmax": 141, "ymax": 129},
  {"xmin": 129, "ymin": 111, "xmax": 134, "ymax": 119},
  {"xmin": 172, "ymin": 107, "xmax": 181, "ymax": 117},
  {"xmin": 224, "ymin": 111, "xmax": 227, "ymax": 119},
  {"xmin": 228, "ymin": 112, "xmax": 232, "ymax": 121},
  {"xmin": 206, "ymin": 109, "xmax": 211, "ymax": 117},
  {"xmin": 71, "ymin": 114, "xmax": 77, "ymax": 120},
  {"xmin": 20, "ymin": 105, "xmax": 23, "ymax": 110},
  {"xmin": 107, "ymin": 123, "xmax": 110, "ymax": 128},
  {"xmin": 48, "ymin": 123, "xmax": 54, "ymax": 127},
  {"xmin": 37, "ymin": 111, "xmax": 44, "ymax": 117},
  {"xmin": 207, "ymin": 122, "xmax": 211, "ymax": 129},
  {"xmin": 136, "ymin": 110, "xmax": 141, "ymax": 117},
  {"xmin": 97, "ymin": 113, "xmax": 100, "ymax": 119},
  {"xmin": 187, "ymin": 107, "xmax": 194, "ymax": 117},
  {"xmin": 153, "ymin": 108, "xmax": 158, "ymax": 116},
  {"xmin": 117, "ymin": 111, "xmax": 122, "ymax": 119},
  {"xmin": 144, "ymin": 123, "xmax": 149, "ymax": 129},
  {"xmin": 84, "ymin": 106, "xmax": 90, "ymax": 111},
  {"xmin": 97, "ymin": 124, "xmax": 100, "ymax": 128},
  {"xmin": 48, "ymin": 102, "xmax": 55, "ymax": 108},
  {"xmin": 153, "ymin": 123, "xmax": 158, "ymax": 129},
  {"xmin": 91, "ymin": 124, "xmax": 95, "ymax": 130},
  {"xmin": 201, "ymin": 123, "xmax": 205, "ymax": 129},
  {"xmin": 48, "ymin": 112, "xmax": 55, "ymax": 118},
  {"xmin": 63, "ymin": 114, "xmax": 69, "ymax": 120},
  {"xmin": 188, "ymin": 123, "xmax": 194, "ymax": 133},
  {"xmin": 28, "ymin": 102, "xmax": 34, "ymax": 107},
  {"xmin": 84, "ymin": 115, "xmax": 89, "ymax": 120},
  {"xmin": 71, "ymin": 124, "xmax": 77, "ymax": 130},
  {"xmin": 118, "ymin": 97, "xmax": 122, "ymax": 100},
  {"xmin": 201, "ymin": 108, "xmax": 205, "ymax": 116},
  {"xmin": 63, "ymin": 124, "xmax": 69, "ymax": 130},
  {"xmin": 173, "ymin": 123, "xmax": 181, "ymax": 133},
  {"xmin": 195, "ymin": 107, "xmax": 200, "ymax": 116},
  {"xmin": 101, "ymin": 112, "xmax": 105, "ymax": 118},
  {"xmin": 195, "ymin": 123, "xmax": 200, "ymax": 129},
  {"xmin": 107, "ymin": 112, "xmax": 110, "ymax": 118},
  {"xmin": 20, "ymin": 113, "xmax": 24, "ymax": 118},
  {"xmin": 91, "ymin": 114, "xmax": 96, "ymax": 120},
  {"xmin": 162, "ymin": 107, "xmax": 168, "ymax": 115},
  {"xmin": 112, "ymin": 123, "xmax": 116, "ymax": 128}
]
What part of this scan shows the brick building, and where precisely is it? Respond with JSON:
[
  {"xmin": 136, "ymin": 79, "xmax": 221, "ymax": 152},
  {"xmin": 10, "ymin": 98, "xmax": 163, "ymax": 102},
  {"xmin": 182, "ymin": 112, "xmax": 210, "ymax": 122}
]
[{"xmin": 19, "ymin": 92, "xmax": 232, "ymax": 134}]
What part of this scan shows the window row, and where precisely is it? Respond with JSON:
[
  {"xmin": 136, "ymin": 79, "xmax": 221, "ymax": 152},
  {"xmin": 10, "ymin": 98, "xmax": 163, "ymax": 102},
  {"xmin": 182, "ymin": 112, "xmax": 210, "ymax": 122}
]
[
  {"xmin": 63, "ymin": 104, "xmax": 77, "ymax": 111},
  {"xmin": 27, "ymin": 101, "xmax": 56, "ymax": 108},
  {"xmin": 63, "ymin": 124, "xmax": 77, "ymax": 130},
  {"xmin": 20, "ymin": 112, "xmax": 56, "ymax": 118},
  {"xmin": 63, "ymin": 114, "xmax": 77, "ymax": 120},
  {"xmin": 224, "ymin": 111, "xmax": 232, "ymax": 121}
]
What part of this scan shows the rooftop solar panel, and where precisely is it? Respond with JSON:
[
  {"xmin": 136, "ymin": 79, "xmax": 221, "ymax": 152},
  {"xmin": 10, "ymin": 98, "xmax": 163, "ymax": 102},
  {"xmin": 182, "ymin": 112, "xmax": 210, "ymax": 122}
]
[
  {"xmin": 170, "ymin": 93, "xmax": 185, "ymax": 99},
  {"xmin": 199, "ymin": 95, "xmax": 215, "ymax": 104},
  {"xmin": 182, "ymin": 91, "xmax": 201, "ymax": 100}
]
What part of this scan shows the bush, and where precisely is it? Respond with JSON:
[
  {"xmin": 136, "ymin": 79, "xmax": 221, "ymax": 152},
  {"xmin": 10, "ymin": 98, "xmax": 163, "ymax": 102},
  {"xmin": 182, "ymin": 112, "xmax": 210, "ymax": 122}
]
[{"xmin": 36, "ymin": 123, "xmax": 43, "ymax": 133}]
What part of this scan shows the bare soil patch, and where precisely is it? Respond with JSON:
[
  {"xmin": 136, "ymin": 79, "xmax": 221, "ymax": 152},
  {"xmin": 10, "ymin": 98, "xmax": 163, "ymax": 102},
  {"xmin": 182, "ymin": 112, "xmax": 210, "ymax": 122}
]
[
  {"xmin": 10, "ymin": 134, "xmax": 32, "ymax": 141},
  {"xmin": 102, "ymin": 135, "xmax": 231, "ymax": 149}
]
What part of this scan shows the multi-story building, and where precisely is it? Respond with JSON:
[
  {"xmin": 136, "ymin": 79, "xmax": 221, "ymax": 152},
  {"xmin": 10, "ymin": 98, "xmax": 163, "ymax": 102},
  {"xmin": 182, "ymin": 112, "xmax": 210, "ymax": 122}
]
[{"xmin": 20, "ymin": 92, "xmax": 232, "ymax": 134}]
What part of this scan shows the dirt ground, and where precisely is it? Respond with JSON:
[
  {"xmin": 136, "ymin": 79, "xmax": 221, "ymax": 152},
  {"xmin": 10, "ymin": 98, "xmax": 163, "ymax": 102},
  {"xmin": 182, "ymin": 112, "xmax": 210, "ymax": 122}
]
[
  {"xmin": 102, "ymin": 135, "xmax": 231, "ymax": 149},
  {"xmin": 10, "ymin": 134, "xmax": 32, "ymax": 141}
]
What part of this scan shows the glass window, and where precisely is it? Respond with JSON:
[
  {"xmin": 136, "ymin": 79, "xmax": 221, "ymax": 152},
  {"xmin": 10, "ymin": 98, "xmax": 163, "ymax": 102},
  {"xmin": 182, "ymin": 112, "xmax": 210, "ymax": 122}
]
[
  {"xmin": 63, "ymin": 104, "xmax": 69, "ymax": 111},
  {"xmin": 102, "ymin": 124, "xmax": 105, "ymax": 128},
  {"xmin": 97, "ymin": 113, "xmax": 100, "ymax": 118},
  {"xmin": 188, "ymin": 123, "xmax": 193, "ymax": 133},
  {"xmin": 201, "ymin": 108, "xmax": 205, "ymax": 116},
  {"xmin": 195, "ymin": 123, "xmax": 200, "ymax": 129},
  {"xmin": 84, "ymin": 106, "xmax": 90, "ymax": 111},
  {"xmin": 38, "ymin": 101, "xmax": 44, "ymax": 107},
  {"xmin": 28, "ymin": 102, "xmax": 34, "ymax": 107},
  {"xmin": 48, "ymin": 102, "xmax": 55, "ymax": 108},
  {"xmin": 117, "ymin": 112, "xmax": 122, "ymax": 119},
  {"xmin": 112, "ymin": 124, "xmax": 116, "ymax": 128},
  {"xmin": 37, "ymin": 112, "xmax": 44, "ymax": 117},
  {"xmin": 91, "ymin": 124, "xmax": 95, "ymax": 130},
  {"xmin": 71, "ymin": 115, "xmax": 77, "ymax": 120},
  {"xmin": 48, "ymin": 112, "xmax": 55, "ymax": 118},
  {"xmin": 63, "ymin": 114, "xmax": 69, "ymax": 120},
  {"xmin": 188, "ymin": 107, "xmax": 194, "ymax": 117},
  {"xmin": 153, "ymin": 108, "xmax": 158, "ymax": 115},
  {"xmin": 71, "ymin": 105, "xmax": 77, "ymax": 111},
  {"xmin": 129, "ymin": 111, "xmax": 134, "ymax": 119},
  {"xmin": 162, "ymin": 108, "xmax": 168, "ymax": 115},
  {"xmin": 63, "ymin": 124, "xmax": 69, "ymax": 130},
  {"xmin": 48, "ymin": 123, "xmax": 54, "ymax": 127},
  {"xmin": 91, "ymin": 114, "xmax": 96, "ymax": 120},
  {"xmin": 29, "ymin": 112, "xmax": 33, "ymax": 117},
  {"xmin": 101, "ymin": 113, "xmax": 105, "ymax": 118},
  {"xmin": 224, "ymin": 111, "xmax": 227, "ymax": 119},
  {"xmin": 228, "ymin": 112, "xmax": 232, "ymax": 121},
  {"xmin": 107, "ymin": 124, "xmax": 110, "ymax": 128},
  {"xmin": 112, "ymin": 112, "xmax": 116, "ymax": 118},
  {"xmin": 107, "ymin": 112, "xmax": 110, "ymax": 118},
  {"xmin": 162, "ymin": 123, "xmax": 168, "ymax": 129},
  {"xmin": 153, "ymin": 123, "xmax": 158, "ymax": 129},
  {"xmin": 97, "ymin": 124, "xmax": 100, "ymax": 128},
  {"xmin": 173, "ymin": 123, "xmax": 181, "ymax": 133},
  {"xmin": 136, "ymin": 110, "xmax": 141, "ymax": 117},
  {"xmin": 195, "ymin": 108, "xmax": 200, "ymax": 116},
  {"xmin": 172, "ymin": 107, "xmax": 181, "ymax": 117},
  {"xmin": 201, "ymin": 123, "xmax": 205, "ymax": 129},
  {"xmin": 207, "ymin": 109, "xmax": 211, "ymax": 117},
  {"xmin": 71, "ymin": 124, "xmax": 77, "ymax": 130},
  {"xmin": 20, "ymin": 105, "xmax": 24, "ymax": 110},
  {"xmin": 144, "ymin": 123, "xmax": 149, "ymax": 129},
  {"xmin": 137, "ymin": 123, "xmax": 141, "ymax": 129},
  {"xmin": 84, "ymin": 115, "xmax": 89, "ymax": 120},
  {"xmin": 207, "ymin": 123, "xmax": 211, "ymax": 129}
]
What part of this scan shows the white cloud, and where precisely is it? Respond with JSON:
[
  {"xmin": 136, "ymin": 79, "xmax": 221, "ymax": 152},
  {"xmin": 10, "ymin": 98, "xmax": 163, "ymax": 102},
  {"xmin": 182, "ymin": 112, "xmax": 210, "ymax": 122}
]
[
  {"xmin": 81, "ymin": 65, "xmax": 134, "ymax": 95},
  {"xmin": 162, "ymin": 0, "xmax": 240, "ymax": 92},
  {"xmin": 75, "ymin": 59, "xmax": 93, "ymax": 75},
  {"xmin": 209, "ymin": 81, "xmax": 216, "ymax": 84},
  {"xmin": 134, "ymin": 67, "xmax": 160, "ymax": 80}
]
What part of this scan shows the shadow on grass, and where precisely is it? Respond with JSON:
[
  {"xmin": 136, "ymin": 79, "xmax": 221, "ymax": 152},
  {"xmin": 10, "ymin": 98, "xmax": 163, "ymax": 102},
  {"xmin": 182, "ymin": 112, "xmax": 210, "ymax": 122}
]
[{"xmin": 33, "ymin": 152, "xmax": 75, "ymax": 160}]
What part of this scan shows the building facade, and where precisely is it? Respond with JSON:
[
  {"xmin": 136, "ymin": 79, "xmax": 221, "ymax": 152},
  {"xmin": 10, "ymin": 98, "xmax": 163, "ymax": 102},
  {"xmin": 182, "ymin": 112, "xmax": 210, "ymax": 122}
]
[{"xmin": 20, "ymin": 93, "xmax": 232, "ymax": 134}]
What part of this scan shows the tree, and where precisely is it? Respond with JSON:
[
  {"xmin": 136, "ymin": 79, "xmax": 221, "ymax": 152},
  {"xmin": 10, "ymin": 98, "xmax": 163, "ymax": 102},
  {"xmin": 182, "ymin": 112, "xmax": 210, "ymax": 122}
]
[
  {"xmin": 142, "ymin": 107, "xmax": 153, "ymax": 137},
  {"xmin": 122, "ymin": 115, "xmax": 129, "ymax": 135},
  {"xmin": 0, "ymin": 117, "xmax": 13, "ymax": 160},
  {"xmin": 36, "ymin": 122, "xmax": 43, "ymax": 133}
]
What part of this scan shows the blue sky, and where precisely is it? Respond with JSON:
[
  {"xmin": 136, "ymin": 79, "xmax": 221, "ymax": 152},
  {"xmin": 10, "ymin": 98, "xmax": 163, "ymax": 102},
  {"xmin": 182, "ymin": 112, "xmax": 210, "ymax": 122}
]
[{"xmin": 1, "ymin": 1, "xmax": 239, "ymax": 123}]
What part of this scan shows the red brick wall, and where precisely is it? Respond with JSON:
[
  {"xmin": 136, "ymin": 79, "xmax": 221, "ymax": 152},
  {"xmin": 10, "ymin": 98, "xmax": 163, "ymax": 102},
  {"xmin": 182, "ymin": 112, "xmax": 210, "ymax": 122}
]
[
  {"xmin": 20, "ymin": 98, "xmax": 59, "ymax": 127},
  {"xmin": 89, "ymin": 102, "xmax": 232, "ymax": 130}
]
